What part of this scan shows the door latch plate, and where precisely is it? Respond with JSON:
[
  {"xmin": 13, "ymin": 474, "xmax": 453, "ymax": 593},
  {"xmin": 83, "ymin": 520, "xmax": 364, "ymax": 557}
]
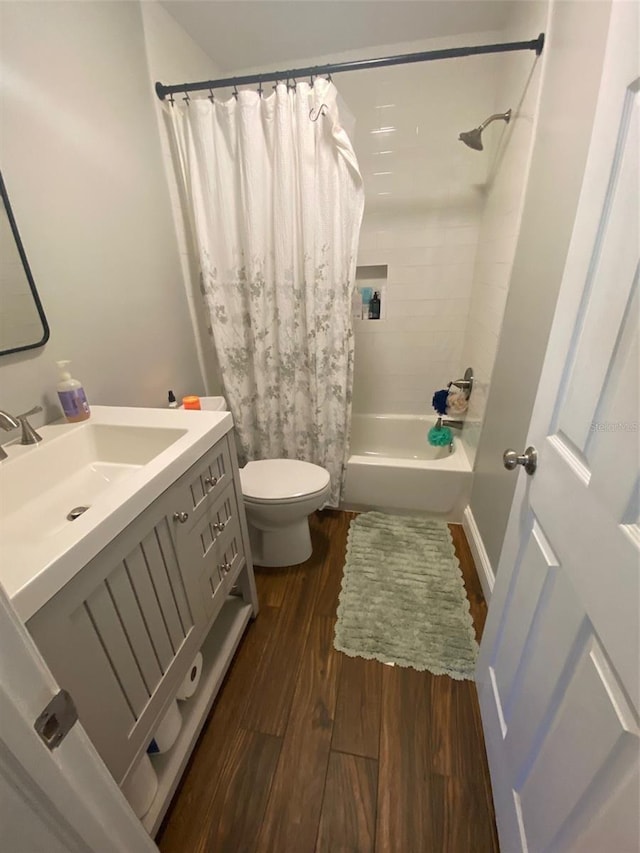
[{"xmin": 34, "ymin": 689, "xmax": 78, "ymax": 750}]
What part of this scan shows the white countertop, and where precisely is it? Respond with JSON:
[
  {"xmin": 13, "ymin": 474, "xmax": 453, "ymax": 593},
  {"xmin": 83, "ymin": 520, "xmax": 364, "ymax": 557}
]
[{"xmin": 0, "ymin": 406, "xmax": 233, "ymax": 622}]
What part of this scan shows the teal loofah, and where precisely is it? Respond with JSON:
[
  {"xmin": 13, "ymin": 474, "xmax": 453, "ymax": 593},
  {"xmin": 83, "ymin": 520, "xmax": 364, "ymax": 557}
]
[{"xmin": 428, "ymin": 425, "xmax": 453, "ymax": 446}]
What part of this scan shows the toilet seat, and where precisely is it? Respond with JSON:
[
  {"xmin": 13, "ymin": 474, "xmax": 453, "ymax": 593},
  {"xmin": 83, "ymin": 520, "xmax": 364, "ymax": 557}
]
[{"xmin": 240, "ymin": 459, "xmax": 330, "ymax": 504}]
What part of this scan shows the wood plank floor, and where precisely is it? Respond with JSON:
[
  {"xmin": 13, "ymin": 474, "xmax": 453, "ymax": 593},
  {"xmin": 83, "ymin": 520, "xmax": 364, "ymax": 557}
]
[{"xmin": 158, "ymin": 511, "xmax": 499, "ymax": 853}]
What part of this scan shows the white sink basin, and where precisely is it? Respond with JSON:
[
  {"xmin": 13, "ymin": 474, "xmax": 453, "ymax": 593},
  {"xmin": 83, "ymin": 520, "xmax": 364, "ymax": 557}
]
[{"xmin": 0, "ymin": 405, "xmax": 233, "ymax": 621}]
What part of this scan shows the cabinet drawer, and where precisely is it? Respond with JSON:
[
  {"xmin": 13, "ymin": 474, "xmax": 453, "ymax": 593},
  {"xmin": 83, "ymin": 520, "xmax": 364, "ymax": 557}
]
[
  {"xmin": 183, "ymin": 437, "xmax": 233, "ymax": 514},
  {"xmin": 217, "ymin": 517, "xmax": 246, "ymax": 589},
  {"xmin": 184, "ymin": 480, "xmax": 245, "ymax": 623}
]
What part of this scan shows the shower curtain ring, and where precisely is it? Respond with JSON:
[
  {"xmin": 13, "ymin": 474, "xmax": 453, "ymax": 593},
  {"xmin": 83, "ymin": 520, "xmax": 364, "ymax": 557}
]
[
  {"xmin": 233, "ymin": 84, "xmax": 239, "ymax": 99},
  {"xmin": 309, "ymin": 103, "xmax": 328, "ymax": 122},
  {"xmin": 208, "ymin": 88, "xmax": 215, "ymax": 102},
  {"xmin": 257, "ymin": 77, "xmax": 264, "ymax": 96},
  {"xmin": 168, "ymin": 92, "xmax": 175, "ymax": 106},
  {"xmin": 182, "ymin": 89, "xmax": 190, "ymax": 104}
]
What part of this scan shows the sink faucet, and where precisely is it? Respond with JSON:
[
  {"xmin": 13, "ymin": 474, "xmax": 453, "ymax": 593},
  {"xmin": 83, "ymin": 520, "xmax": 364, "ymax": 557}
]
[
  {"xmin": 15, "ymin": 406, "xmax": 43, "ymax": 445},
  {"xmin": 0, "ymin": 410, "xmax": 20, "ymax": 461},
  {"xmin": 0, "ymin": 406, "xmax": 43, "ymax": 460}
]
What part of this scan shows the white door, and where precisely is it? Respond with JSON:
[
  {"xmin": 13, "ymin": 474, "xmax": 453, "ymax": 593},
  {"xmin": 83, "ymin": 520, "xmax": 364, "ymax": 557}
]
[
  {"xmin": 476, "ymin": 4, "xmax": 640, "ymax": 851},
  {"xmin": 0, "ymin": 582, "xmax": 157, "ymax": 853}
]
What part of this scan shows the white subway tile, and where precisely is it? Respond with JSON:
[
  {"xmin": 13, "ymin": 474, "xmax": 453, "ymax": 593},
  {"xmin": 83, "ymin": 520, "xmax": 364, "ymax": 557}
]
[
  {"xmin": 385, "ymin": 298, "xmax": 469, "ymax": 324},
  {"xmin": 387, "ymin": 264, "xmax": 443, "ymax": 285},
  {"xmin": 357, "ymin": 328, "xmax": 463, "ymax": 350},
  {"xmin": 355, "ymin": 341, "xmax": 464, "ymax": 373},
  {"xmin": 390, "ymin": 275, "xmax": 473, "ymax": 301},
  {"xmin": 444, "ymin": 226, "xmax": 479, "ymax": 246},
  {"xmin": 437, "ymin": 243, "xmax": 478, "ymax": 266}
]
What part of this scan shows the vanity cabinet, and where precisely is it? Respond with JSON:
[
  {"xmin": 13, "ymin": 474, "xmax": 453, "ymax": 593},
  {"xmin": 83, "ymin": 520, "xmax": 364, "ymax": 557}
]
[{"xmin": 26, "ymin": 430, "xmax": 257, "ymax": 832}]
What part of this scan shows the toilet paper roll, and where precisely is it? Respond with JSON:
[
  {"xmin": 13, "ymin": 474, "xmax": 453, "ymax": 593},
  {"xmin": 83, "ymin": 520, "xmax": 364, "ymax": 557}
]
[
  {"xmin": 176, "ymin": 652, "xmax": 203, "ymax": 700},
  {"xmin": 122, "ymin": 754, "xmax": 158, "ymax": 819},
  {"xmin": 147, "ymin": 700, "xmax": 182, "ymax": 754}
]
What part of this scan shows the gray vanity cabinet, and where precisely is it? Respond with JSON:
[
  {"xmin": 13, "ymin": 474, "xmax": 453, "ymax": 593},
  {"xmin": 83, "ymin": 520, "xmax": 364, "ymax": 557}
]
[{"xmin": 26, "ymin": 432, "xmax": 255, "ymax": 788}]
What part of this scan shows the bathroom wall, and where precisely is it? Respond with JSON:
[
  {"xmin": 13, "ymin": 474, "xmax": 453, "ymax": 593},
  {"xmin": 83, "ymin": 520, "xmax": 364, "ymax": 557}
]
[
  {"xmin": 141, "ymin": 1, "xmax": 223, "ymax": 396},
  {"xmin": 459, "ymin": 1, "xmax": 549, "ymax": 466},
  {"xmin": 0, "ymin": 1, "xmax": 204, "ymax": 422},
  {"xmin": 465, "ymin": 0, "xmax": 613, "ymax": 580}
]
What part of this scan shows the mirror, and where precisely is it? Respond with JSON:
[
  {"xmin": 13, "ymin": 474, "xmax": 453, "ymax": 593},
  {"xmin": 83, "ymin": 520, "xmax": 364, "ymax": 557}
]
[{"xmin": 0, "ymin": 171, "xmax": 50, "ymax": 355}]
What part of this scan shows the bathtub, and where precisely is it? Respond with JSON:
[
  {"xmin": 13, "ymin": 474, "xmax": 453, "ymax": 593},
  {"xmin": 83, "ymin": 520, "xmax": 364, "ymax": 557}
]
[{"xmin": 342, "ymin": 414, "xmax": 472, "ymax": 521}]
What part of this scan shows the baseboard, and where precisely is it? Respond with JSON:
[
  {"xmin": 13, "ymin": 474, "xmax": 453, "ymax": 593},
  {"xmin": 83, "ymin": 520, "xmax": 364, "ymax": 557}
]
[{"xmin": 462, "ymin": 506, "xmax": 494, "ymax": 602}]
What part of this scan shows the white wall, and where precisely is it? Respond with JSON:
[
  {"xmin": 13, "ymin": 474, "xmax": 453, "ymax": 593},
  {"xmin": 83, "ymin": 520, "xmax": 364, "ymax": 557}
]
[
  {"xmin": 141, "ymin": 1, "xmax": 223, "ymax": 396},
  {"xmin": 460, "ymin": 1, "xmax": 549, "ymax": 465},
  {"xmin": 0, "ymin": 1, "xmax": 203, "ymax": 424},
  {"xmin": 468, "ymin": 0, "xmax": 613, "ymax": 572}
]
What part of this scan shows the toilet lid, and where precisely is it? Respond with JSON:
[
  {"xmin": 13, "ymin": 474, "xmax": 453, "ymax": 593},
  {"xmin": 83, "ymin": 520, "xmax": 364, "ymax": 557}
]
[{"xmin": 240, "ymin": 459, "xmax": 330, "ymax": 502}]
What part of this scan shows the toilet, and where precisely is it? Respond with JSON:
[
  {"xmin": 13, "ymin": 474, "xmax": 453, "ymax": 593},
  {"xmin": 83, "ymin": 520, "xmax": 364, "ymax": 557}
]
[{"xmin": 240, "ymin": 459, "xmax": 331, "ymax": 567}]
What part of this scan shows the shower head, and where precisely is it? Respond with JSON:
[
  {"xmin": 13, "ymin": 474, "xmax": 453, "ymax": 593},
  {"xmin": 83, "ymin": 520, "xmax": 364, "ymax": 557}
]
[
  {"xmin": 459, "ymin": 109, "xmax": 512, "ymax": 151},
  {"xmin": 459, "ymin": 127, "xmax": 484, "ymax": 151}
]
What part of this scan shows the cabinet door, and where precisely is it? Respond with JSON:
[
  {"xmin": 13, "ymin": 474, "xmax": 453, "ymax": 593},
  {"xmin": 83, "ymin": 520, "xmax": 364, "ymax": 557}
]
[{"xmin": 27, "ymin": 489, "xmax": 207, "ymax": 784}]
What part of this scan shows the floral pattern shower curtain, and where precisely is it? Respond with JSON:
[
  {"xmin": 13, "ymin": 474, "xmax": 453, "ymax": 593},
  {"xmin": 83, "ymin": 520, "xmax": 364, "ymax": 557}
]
[{"xmin": 164, "ymin": 80, "xmax": 364, "ymax": 505}]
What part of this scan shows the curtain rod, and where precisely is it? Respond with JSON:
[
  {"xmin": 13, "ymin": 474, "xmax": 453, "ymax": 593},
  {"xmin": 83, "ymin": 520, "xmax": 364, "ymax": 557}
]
[{"xmin": 155, "ymin": 33, "xmax": 544, "ymax": 100}]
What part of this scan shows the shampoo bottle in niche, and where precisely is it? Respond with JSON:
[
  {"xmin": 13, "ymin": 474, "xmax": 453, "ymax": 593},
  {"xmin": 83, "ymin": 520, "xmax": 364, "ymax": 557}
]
[
  {"xmin": 368, "ymin": 290, "xmax": 381, "ymax": 319},
  {"xmin": 56, "ymin": 360, "xmax": 90, "ymax": 422}
]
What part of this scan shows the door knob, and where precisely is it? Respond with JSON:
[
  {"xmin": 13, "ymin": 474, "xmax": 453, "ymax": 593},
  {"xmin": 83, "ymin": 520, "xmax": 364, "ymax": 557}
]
[{"xmin": 503, "ymin": 447, "xmax": 537, "ymax": 475}]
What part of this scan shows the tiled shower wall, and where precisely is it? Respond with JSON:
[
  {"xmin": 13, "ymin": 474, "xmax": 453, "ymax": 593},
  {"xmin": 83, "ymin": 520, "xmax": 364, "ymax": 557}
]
[
  {"xmin": 336, "ymin": 36, "xmax": 501, "ymax": 415},
  {"xmin": 354, "ymin": 208, "xmax": 480, "ymax": 413}
]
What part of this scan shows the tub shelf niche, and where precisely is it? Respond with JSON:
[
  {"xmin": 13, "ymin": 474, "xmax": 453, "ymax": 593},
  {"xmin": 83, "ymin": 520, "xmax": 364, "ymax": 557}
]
[{"xmin": 354, "ymin": 264, "xmax": 387, "ymax": 322}]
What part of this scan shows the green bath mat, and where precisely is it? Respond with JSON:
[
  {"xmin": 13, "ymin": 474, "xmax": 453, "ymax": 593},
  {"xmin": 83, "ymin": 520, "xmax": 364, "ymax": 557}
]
[{"xmin": 334, "ymin": 512, "xmax": 479, "ymax": 680}]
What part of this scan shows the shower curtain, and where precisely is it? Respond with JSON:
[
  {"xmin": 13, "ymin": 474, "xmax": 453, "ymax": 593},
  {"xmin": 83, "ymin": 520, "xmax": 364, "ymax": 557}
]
[{"xmin": 164, "ymin": 79, "xmax": 364, "ymax": 505}]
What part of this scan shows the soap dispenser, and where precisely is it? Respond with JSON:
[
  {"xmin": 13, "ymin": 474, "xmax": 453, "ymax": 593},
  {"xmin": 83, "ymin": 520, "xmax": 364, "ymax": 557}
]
[{"xmin": 56, "ymin": 360, "xmax": 90, "ymax": 423}]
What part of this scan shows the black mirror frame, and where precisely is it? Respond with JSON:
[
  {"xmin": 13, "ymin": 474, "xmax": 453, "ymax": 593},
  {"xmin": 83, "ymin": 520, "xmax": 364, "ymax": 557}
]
[{"xmin": 0, "ymin": 170, "xmax": 50, "ymax": 356}]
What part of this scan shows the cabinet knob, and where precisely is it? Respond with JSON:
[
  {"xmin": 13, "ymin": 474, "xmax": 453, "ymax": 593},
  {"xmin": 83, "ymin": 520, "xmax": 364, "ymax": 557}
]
[
  {"xmin": 173, "ymin": 511, "xmax": 189, "ymax": 523},
  {"xmin": 213, "ymin": 519, "xmax": 228, "ymax": 532},
  {"xmin": 204, "ymin": 475, "xmax": 218, "ymax": 490},
  {"xmin": 219, "ymin": 561, "xmax": 232, "ymax": 573}
]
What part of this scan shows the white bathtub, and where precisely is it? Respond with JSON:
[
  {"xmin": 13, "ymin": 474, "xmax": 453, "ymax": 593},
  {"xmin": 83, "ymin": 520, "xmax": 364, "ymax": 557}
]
[{"xmin": 342, "ymin": 414, "xmax": 472, "ymax": 521}]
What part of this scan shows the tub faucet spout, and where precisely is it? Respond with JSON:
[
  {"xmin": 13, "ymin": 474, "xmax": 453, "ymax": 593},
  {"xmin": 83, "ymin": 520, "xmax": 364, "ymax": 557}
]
[{"xmin": 436, "ymin": 416, "xmax": 464, "ymax": 431}]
